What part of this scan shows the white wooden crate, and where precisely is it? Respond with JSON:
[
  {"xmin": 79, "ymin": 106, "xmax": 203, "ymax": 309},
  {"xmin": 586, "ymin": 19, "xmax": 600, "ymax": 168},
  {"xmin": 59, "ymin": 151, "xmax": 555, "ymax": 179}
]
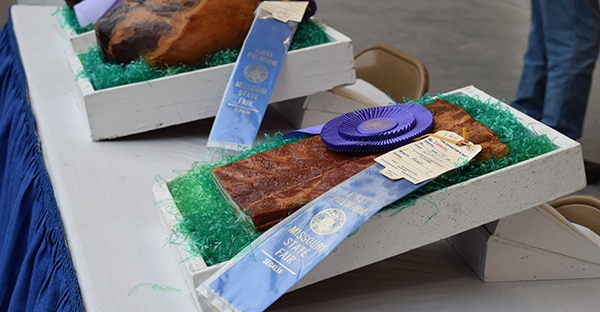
[
  {"xmin": 66, "ymin": 23, "xmax": 355, "ymax": 140},
  {"xmin": 152, "ymin": 86, "xmax": 586, "ymax": 308}
]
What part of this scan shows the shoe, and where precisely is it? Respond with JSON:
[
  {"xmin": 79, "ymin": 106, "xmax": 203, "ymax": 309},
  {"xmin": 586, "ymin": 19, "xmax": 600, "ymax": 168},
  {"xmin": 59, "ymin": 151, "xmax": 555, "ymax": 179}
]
[{"xmin": 584, "ymin": 160, "xmax": 600, "ymax": 185}]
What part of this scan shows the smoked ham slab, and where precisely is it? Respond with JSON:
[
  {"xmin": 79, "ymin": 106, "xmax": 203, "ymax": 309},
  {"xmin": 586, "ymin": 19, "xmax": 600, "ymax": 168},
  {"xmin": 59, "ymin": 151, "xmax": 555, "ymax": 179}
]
[
  {"xmin": 425, "ymin": 99, "xmax": 509, "ymax": 160},
  {"xmin": 212, "ymin": 136, "xmax": 379, "ymax": 231},
  {"xmin": 213, "ymin": 100, "xmax": 509, "ymax": 231}
]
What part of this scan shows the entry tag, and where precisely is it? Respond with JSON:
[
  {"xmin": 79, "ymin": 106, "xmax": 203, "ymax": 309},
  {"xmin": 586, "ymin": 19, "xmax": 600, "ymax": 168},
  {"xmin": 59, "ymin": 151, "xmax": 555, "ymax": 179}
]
[
  {"xmin": 376, "ymin": 130, "xmax": 482, "ymax": 184},
  {"xmin": 262, "ymin": 1, "xmax": 309, "ymax": 23}
]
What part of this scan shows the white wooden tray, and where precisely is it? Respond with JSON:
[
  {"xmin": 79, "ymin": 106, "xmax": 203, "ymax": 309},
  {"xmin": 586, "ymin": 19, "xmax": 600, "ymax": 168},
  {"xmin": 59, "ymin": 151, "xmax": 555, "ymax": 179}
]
[
  {"xmin": 153, "ymin": 85, "xmax": 586, "ymax": 308},
  {"xmin": 67, "ymin": 23, "xmax": 355, "ymax": 140}
]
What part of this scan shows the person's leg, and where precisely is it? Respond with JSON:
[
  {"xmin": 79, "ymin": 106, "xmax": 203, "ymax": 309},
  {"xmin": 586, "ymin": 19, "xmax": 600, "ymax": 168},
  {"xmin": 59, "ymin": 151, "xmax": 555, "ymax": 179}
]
[
  {"xmin": 512, "ymin": 0, "xmax": 547, "ymax": 120},
  {"xmin": 540, "ymin": 0, "xmax": 600, "ymax": 139}
]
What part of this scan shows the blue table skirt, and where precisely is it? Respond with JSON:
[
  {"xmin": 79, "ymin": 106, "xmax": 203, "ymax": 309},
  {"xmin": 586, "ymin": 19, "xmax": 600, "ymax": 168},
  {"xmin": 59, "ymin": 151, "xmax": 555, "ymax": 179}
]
[{"xmin": 0, "ymin": 14, "xmax": 83, "ymax": 312}]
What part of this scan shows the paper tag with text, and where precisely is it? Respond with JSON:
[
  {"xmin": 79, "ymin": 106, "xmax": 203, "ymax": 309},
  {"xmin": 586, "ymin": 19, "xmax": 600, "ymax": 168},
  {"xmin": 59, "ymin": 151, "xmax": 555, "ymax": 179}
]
[
  {"xmin": 261, "ymin": 1, "xmax": 309, "ymax": 23},
  {"xmin": 375, "ymin": 130, "xmax": 482, "ymax": 184}
]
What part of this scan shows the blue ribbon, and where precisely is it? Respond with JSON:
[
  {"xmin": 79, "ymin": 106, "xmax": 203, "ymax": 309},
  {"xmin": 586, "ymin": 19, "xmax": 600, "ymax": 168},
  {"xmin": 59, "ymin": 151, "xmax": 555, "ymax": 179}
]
[
  {"xmin": 208, "ymin": 13, "xmax": 297, "ymax": 150},
  {"xmin": 199, "ymin": 163, "xmax": 427, "ymax": 311}
]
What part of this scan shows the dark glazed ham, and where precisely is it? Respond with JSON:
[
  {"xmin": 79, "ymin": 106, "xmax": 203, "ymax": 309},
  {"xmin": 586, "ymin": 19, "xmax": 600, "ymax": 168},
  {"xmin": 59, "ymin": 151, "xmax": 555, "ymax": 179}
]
[{"xmin": 95, "ymin": 0, "xmax": 259, "ymax": 66}]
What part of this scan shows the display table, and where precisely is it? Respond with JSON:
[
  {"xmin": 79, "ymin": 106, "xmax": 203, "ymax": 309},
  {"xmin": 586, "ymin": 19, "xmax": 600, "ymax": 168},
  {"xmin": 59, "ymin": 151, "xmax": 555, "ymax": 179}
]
[{"xmin": 3, "ymin": 5, "xmax": 600, "ymax": 312}]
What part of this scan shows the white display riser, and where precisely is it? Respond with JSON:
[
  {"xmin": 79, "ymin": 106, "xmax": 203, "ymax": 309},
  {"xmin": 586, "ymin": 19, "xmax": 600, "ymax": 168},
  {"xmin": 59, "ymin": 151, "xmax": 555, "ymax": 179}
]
[{"xmin": 448, "ymin": 203, "xmax": 600, "ymax": 282}]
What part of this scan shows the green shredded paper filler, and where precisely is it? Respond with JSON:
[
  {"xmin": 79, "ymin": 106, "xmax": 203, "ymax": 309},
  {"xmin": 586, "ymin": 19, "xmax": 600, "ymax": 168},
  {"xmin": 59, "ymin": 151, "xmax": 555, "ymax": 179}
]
[{"xmin": 166, "ymin": 93, "xmax": 558, "ymax": 266}]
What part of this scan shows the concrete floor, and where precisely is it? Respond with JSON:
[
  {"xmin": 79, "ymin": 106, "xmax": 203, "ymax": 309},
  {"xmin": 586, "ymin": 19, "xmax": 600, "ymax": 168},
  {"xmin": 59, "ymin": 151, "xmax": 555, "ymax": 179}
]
[{"xmin": 3, "ymin": 0, "xmax": 599, "ymax": 195}]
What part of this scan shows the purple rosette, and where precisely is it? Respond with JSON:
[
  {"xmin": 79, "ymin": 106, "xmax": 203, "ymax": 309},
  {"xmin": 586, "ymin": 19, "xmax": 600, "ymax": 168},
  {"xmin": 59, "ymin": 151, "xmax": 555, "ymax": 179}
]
[{"xmin": 320, "ymin": 104, "xmax": 434, "ymax": 153}]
